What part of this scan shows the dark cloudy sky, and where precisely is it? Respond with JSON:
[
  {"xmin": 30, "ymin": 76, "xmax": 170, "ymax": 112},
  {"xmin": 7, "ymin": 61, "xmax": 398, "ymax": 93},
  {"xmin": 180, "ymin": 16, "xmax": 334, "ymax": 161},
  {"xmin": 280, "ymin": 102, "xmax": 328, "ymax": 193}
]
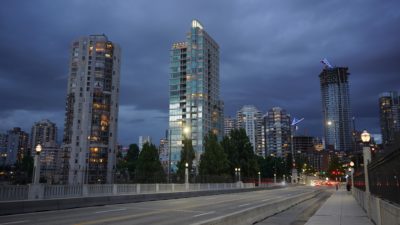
[{"xmin": 0, "ymin": 0, "xmax": 399, "ymax": 146}]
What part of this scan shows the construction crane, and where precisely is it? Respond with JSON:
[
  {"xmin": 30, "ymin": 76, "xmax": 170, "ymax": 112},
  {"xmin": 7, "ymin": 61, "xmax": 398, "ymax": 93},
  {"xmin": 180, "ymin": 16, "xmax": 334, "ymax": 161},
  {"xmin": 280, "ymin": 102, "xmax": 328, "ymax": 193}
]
[{"xmin": 320, "ymin": 58, "xmax": 333, "ymax": 69}]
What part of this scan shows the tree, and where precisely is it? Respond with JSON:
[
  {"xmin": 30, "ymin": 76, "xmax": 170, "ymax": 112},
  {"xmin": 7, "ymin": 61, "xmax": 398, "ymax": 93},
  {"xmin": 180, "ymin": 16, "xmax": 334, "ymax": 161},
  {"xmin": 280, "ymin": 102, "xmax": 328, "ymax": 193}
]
[
  {"xmin": 222, "ymin": 129, "xmax": 259, "ymax": 179},
  {"xmin": 328, "ymin": 155, "xmax": 344, "ymax": 179},
  {"xmin": 199, "ymin": 133, "xmax": 230, "ymax": 181},
  {"xmin": 176, "ymin": 137, "xmax": 195, "ymax": 181},
  {"xmin": 13, "ymin": 153, "xmax": 33, "ymax": 184},
  {"xmin": 134, "ymin": 143, "xmax": 166, "ymax": 183},
  {"xmin": 116, "ymin": 144, "xmax": 140, "ymax": 182}
]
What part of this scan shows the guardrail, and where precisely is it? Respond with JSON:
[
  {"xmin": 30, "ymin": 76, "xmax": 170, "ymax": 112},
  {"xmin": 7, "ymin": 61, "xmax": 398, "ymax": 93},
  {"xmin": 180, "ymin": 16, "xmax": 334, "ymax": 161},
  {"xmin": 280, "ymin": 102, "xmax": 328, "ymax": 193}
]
[
  {"xmin": 353, "ymin": 187, "xmax": 400, "ymax": 225},
  {"xmin": 0, "ymin": 182, "xmax": 273, "ymax": 201}
]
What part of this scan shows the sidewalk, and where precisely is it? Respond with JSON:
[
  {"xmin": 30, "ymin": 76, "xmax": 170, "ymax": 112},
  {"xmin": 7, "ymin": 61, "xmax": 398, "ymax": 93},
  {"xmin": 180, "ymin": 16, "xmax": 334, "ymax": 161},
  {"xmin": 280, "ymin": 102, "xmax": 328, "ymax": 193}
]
[{"xmin": 305, "ymin": 187, "xmax": 373, "ymax": 225}]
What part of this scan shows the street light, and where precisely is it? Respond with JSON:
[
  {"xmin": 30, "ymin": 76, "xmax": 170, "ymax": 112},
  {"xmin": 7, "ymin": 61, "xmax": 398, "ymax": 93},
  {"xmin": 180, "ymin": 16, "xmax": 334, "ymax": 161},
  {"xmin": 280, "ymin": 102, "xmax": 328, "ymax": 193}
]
[
  {"xmin": 291, "ymin": 117, "xmax": 304, "ymax": 184},
  {"xmin": 235, "ymin": 168, "xmax": 238, "ymax": 182},
  {"xmin": 361, "ymin": 130, "xmax": 371, "ymax": 194},
  {"xmin": 238, "ymin": 168, "xmax": 241, "ymax": 182},
  {"xmin": 32, "ymin": 144, "xmax": 42, "ymax": 184},
  {"xmin": 185, "ymin": 162, "xmax": 189, "ymax": 186},
  {"xmin": 361, "ymin": 130, "xmax": 371, "ymax": 144},
  {"xmin": 258, "ymin": 171, "xmax": 261, "ymax": 187},
  {"xmin": 274, "ymin": 173, "xmax": 277, "ymax": 184}
]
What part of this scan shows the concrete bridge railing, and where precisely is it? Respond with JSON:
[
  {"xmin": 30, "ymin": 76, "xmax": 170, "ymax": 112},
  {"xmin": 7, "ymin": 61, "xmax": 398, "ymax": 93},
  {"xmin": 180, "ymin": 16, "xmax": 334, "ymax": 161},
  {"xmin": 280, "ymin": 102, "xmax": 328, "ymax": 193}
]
[{"xmin": 0, "ymin": 182, "xmax": 274, "ymax": 201}]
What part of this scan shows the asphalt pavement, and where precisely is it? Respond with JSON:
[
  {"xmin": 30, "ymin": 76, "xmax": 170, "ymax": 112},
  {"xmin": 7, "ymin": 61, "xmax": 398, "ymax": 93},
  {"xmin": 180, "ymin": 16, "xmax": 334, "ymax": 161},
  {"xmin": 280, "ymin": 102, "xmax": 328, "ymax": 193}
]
[{"xmin": 0, "ymin": 186, "xmax": 321, "ymax": 225}]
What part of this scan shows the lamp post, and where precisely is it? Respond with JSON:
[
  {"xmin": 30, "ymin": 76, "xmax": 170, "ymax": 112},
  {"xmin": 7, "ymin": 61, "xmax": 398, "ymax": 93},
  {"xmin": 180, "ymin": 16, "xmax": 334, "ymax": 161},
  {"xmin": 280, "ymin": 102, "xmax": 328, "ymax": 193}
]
[
  {"xmin": 258, "ymin": 171, "xmax": 261, "ymax": 187},
  {"xmin": 290, "ymin": 117, "xmax": 304, "ymax": 184},
  {"xmin": 167, "ymin": 129, "xmax": 171, "ymax": 183},
  {"xmin": 235, "ymin": 168, "xmax": 238, "ymax": 182},
  {"xmin": 32, "ymin": 144, "xmax": 42, "ymax": 184},
  {"xmin": 274, "ymin": 173, "xmax": 277, "ymax": 184},
  {"xmin": 349, "ymin": 161, "xmax": 355, "ymax": 192},
  {"xmin": 361, "ymin": 130, "xmax": 371, "ymax": 194},
  {"xmin": 185, "ymin": 162, "xmax": 189, "ymax": 190}
]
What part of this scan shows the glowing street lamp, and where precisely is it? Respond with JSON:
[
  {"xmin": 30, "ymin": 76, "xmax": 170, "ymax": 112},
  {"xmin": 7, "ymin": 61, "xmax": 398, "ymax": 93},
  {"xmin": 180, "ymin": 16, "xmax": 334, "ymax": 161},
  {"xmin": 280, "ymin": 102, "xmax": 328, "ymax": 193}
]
[
  {"xmin": 32, "ymin": 144, "xmax": 42, "ymax": 184},
  {"xmin": 185, "ymin": 162, "xmax": 189, "ymax": 188},
  {"xmin": 361, "ymin": 130, "xmax": 371, "ymax": 144},
  {"xmin": 361, "ymin": 130, "xmax": 371, "ymax": 193}
]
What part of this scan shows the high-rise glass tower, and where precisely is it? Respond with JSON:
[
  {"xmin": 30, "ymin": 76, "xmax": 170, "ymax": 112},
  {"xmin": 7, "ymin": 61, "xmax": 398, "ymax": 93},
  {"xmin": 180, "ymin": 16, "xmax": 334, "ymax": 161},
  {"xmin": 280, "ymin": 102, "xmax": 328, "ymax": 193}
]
[
  {"xmin": 379, "ymin": 91, "xmax": 400, "ymax": 145},
  {"xmin": 264, "ymin": 107, "xmax": 291, "ymax": 157},
  {"xmin": 237, "ymin": 105, "xmax": 263, "ymax": 156},
  {"xmin": 61, "ymin": 35, "xmax": 121, "ymax": 184},
  {"xmin": 169, "ymin": 20, "xmax": 223, "ymax": 170},
  {"xmin": 320, "ymin": 66, "xmax": 353, "ymax": 152}
]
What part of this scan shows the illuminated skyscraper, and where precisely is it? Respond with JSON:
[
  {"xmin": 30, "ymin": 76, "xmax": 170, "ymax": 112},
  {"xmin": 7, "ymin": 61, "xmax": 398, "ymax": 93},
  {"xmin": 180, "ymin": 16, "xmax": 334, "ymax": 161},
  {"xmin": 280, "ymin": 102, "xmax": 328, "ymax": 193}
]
[
  {"xmin": 169, "ymin": 20, "xmax": 223, "ymax": 170},
  {"xmin": 237, "ymin": 105, "xmax": 263, "ymax": 156},
  {"xmin": 320, "ymin": 66, "xmax": 353, "ymax": 152},
  {"xmin": 379, "ymin": 91, "xmax": 400, "ymax": 145},
  {"xmin": 264, "ymin": 107, "xmax": 291, "ymax": 157},
  {"xmin": 61, "ymin": 34, "xmax": 121, "ymax": 184}
]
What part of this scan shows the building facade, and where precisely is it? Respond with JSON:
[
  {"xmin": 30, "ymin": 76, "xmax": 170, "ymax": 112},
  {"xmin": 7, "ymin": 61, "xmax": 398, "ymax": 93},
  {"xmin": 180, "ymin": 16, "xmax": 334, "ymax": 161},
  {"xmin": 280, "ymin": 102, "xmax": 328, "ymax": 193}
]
[
  {"xmin": 169, "ymin": 20, "xmax": 224, "ymax": 170},
  {"xmin": 30, "ymin": 119, "xmax": 59, "ymax": 183},
  {"xmin": 0, "ymin": 133, "xmax": 7, "ymax": 166},
  {"xmin": 61, "ymin": 34, "xmax": 121, "ymax": 184},
  {"xmin": 30, "ymin": 119, "xmax": 58, "ymax": 153},
  {"xmin": 159, "ymin": 138, "xmax": 169, "ymax": 172},
  {"xmin": 224, "ymin": 116, "xmax": 236, "ymax": 137},
  {"xmin": 264, "ymin": 107, "xmax": 291, "ymax": 158},
  {"xmin": 379, "ymin": 91, "xmax": 400, "ymax": 145},
  {"xmin": 5, "ymin": 128, "xmax": 29, "ymax": 165},
  {"xmin": 320, "ymin": 66, "xmax": 353, "ymax": 152},
  {"xmin": 236, "ymin": 105, "xmax": 263, "ymax": 156},
  {"xmin": 138, "ymin": 136, "xmax": 152, "ymax": 151}
]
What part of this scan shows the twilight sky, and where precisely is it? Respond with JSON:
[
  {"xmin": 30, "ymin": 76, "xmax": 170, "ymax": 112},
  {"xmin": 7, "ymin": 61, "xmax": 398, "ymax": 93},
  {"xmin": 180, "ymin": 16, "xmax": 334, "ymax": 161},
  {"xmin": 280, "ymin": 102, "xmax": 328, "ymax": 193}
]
[{"xmin": 0, "ymin": 0, "xmax": 399, "ymax": 146}]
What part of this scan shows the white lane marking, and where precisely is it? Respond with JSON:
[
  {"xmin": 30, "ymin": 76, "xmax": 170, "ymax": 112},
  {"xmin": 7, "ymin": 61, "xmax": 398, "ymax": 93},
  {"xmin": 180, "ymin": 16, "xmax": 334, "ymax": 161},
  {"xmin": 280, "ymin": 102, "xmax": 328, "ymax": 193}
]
[
  {"xmin": 174, "ymin": 209, "xmax": 205, "ymax": 213},
  {"xmin": 193, "ymin": 211, "xmax": 215, "ymax": 217},
  {"xmin": 205, "ymin": 197, "xmax": 216, "ymax": 200},
  {"xmin": 94, "ymin": 208, "xmax": 127, "ymax": 214},
  {"xmin": 238, "ymin": 203, "xmax": 251, "ymax": 207},
  {"xmin": 0, "ymin": 221, "xmax": 29, "ymax": 225},
  {"xmin": 261, "ymin": 196, "xmax": 283, "ymax": 202}
]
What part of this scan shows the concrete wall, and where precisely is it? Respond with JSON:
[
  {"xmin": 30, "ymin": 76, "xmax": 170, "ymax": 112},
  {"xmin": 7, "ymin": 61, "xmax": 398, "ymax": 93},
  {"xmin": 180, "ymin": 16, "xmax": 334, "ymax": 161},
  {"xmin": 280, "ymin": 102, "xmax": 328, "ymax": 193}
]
[
  {"xmin": 353, "ymin": 188, "xmax": 400, "ymax": 225},
  {"xmin": 191, "ymin": 190, "xmax": 320, "ymax": 225}
]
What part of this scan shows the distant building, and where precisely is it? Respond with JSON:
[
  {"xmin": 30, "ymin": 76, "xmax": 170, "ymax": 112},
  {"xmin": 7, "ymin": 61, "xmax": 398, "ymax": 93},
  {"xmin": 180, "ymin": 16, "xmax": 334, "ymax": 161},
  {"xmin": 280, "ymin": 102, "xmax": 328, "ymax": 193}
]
[
  {"xmin": 320, "ymin": 66, "xmax": 353, "ymax": 152},
  {"xmin": 379, "ymin": 91, "xmax": 400, "ymax": 145},
  {"xmin": 159, "ymin": 138, "xmax": 169, "ymax": 172},
  {"xmin": 264, "ymin": 107, "xmax": 291, "ymax": 157},
  {"xmin": 0, "ymin": 133, "xmax": 8, "ymax": 165},
  {"xmin": 168, "ymin": 20, "xmax": 224, "ymax": 170},
  {"xmin": 5, "ymin": 128, "xmax": 29, "ymax": 165},
  {"xmin": 139, "ymin": 136, "xmax": 152, "ymax": 151},
  {"xmin": 30, "ymin": 119, "xmax": 58, "ymax": 153},
  {"xmin": 224, "ymin": 116, "xmax": 236, "ymax": 137},
  {"xmin": 237, "ymin": 105, "xmax": 263, "ymax": 156},
  {"xmin": 61, "ymin": 34, "xmax": 121, "ymax": 184},
  {"xmin": 293, "ymin": 136, "xmax": 315, "ymax": 156}
]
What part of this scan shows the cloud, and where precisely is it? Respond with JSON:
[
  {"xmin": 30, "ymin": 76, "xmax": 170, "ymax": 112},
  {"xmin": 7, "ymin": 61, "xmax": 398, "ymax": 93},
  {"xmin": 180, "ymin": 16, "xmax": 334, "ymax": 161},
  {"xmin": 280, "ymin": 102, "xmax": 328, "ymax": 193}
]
[{"xmin": 0, "ymin": 0, "xmax": 399, "ymax": 145}]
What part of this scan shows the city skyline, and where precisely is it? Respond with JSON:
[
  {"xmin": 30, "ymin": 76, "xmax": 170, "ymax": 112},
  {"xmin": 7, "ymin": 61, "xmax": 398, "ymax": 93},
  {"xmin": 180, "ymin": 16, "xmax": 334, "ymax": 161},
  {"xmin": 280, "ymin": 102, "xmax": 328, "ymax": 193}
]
[{"xmin": 1, "ymin": 1, "xmax": 399, "ymax": 145}]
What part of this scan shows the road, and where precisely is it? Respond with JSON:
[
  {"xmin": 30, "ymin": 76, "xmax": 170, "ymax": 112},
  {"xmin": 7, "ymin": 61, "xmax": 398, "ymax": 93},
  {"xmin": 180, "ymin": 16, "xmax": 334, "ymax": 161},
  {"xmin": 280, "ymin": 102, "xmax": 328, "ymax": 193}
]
[
  {"xmin": 0, "ymin": 186, "xmax": 326, "ymax": 225},
  {"xmin": 256, "ymin": 189, "xmax": 332, "ymax": 225}
]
